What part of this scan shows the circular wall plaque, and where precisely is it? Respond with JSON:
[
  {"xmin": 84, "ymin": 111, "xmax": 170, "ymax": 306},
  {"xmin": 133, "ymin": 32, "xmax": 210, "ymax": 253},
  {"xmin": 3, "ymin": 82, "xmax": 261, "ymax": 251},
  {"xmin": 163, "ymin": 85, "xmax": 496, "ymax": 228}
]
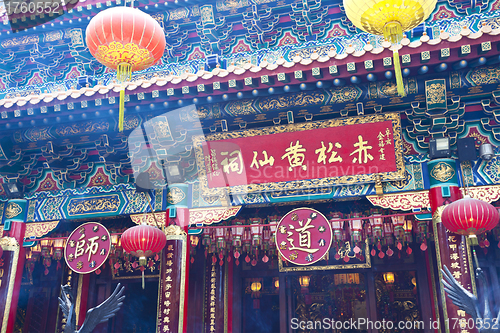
[
  {"xmin": 275, "ymin": 208, "xmax": 332, "ymax": 265},
  {"xmin": 64, "ymin": 222, "xmax": 111, "ymax": 274}
]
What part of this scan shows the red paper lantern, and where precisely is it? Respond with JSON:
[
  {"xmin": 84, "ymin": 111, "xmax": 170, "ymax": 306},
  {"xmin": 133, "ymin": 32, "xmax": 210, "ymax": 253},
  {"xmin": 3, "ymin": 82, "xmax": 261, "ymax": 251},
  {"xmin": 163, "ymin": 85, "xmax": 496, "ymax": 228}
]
[
  {"xmin": 441, "ymin": 196, "xmax": 499, "ymax": 236},
  {"xmin": 121, "ymin": 224, "xmax": 166, "ymax": 288},
  {"xmin": 121, "ymin": 224, "xmax": 166, "ymax": 263},
  {"xmin": 86, "ymin": 6, "xmax": 166, "ymax": 131}
]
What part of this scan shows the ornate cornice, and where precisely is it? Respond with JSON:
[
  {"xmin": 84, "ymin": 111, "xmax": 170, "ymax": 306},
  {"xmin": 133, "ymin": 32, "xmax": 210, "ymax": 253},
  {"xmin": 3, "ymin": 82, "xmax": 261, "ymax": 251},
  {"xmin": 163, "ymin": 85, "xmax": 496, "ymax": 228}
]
[
  {"xmin": 189, "ymin": 206, "xmax": 241, "ymax": 225},
  {"xmin": 367, "ymin": 185, "xmax": 500, "ymax": 211},
  {"xmin": 0, "ymin": 236, "xmax": 19, "ymax": 247},
  {"xmin": 463, "ymin": 185, "xmax": 500, "ymax": 203},
  {"xmin": 25, "ymin": 221, "xmax": 59, "ymax": 238},
  {"xmin": 367, "ymin": 191, "xmax": 430, "ymax": 211},
  {"xmin": 130, "ymin": 213, "xmax": 166, "ymax": 226}
]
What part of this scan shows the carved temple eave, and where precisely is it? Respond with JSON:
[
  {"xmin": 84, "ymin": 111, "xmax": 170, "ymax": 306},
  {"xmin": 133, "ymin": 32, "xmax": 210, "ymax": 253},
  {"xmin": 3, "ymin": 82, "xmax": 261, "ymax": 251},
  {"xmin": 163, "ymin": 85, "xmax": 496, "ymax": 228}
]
[{"xmin": 367, "ymin": 185, "xmax": 500, "ymax": 211}]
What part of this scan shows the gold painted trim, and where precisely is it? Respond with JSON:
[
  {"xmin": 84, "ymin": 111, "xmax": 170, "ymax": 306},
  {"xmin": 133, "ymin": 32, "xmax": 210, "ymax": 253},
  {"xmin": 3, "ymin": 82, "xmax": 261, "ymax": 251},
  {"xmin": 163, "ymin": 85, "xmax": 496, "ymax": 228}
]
[
  {"xmin": 156, "ymin": 253, "xmax": 161, "ymax": 333},
  {"xmin": 193, "ymin": 113, "xmax": 405, "ymax": 195},
  {"xmin": 465, "ymin": 237, "xmax": 477, "ymax": 296},
  {"xmin": 433, "ymin": 206, "xmax": 450, "ymax": 333},
  {"xmin": 278, "ymin": 239, "xmax": 371, "ymax": 272},
  {"xmin": 427, "ymin": 246, "xmax": 441, "ymax": 333},
  {"xmin": 156, "ymin": 253, "xmax": 162, "ymax": 333},
  {"xmin": 1, "ymin": 237, "xmax": 20, "ymax": 333},
  {"xmin": 75, "ymin": 274, "xmax": 84, "ymax": 325},
  {"xmin": 166, "ymin": 234, "xmax": 188, "ymax": 333}
]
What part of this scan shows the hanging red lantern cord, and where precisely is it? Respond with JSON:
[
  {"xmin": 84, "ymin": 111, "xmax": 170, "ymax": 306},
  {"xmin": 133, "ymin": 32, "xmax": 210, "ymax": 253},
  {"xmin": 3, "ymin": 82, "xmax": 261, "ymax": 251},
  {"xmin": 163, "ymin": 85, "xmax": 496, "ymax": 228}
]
[
  {"xmin": 86, "ymin": 5, "xmax": 166, "ymax": 132},
  {"xmin": 121, "ymin": 224, "xmax": 166, "ymax": 288}
]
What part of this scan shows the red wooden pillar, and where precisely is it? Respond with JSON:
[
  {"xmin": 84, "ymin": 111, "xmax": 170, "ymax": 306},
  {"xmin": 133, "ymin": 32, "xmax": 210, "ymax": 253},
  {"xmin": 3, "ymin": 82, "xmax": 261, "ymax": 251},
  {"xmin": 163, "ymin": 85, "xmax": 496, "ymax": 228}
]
[
  {"xmin": 427, "ymin": 159, "xmax": 476, "ymax": 333},
  {"xmin": 0, "ymin": 199, "xmax": 27, "ymax": 333},
  {"xmin": 157, "ymin": 184, "xmax": 190, "ymax": 333}
]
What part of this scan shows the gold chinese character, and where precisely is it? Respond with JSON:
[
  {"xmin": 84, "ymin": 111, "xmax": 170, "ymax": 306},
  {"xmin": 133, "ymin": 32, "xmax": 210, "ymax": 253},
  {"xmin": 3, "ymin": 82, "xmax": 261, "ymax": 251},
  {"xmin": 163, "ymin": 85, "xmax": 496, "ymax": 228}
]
[
  {"xmin": 452, "ymin": 271, "xmax": 462, "ymax": 279},
  {"xmin": 166, "ymin": 269, "xmax": 173, "ymax": 274},
  {"xmin": 166, "ymin": 284, "xmax": 172, "ymax": 290},
  {"xmin": 378, "ymin": 132, "xmax": 385, "ymax": 147},
  {"xmin": 163, "ymin": 317, "xmax": 170, "ymax": 323},
  {"xmin": 167, "ymin": 253, "xmax": 174, "ymax": 259},
  {"xmin": 449, "ymin": 244, "xmax": 457, "ymax": 251},
  {"xmin": 165, "ymin": 292, "xmax": 171, "ymax": 298},
  {"xmin": 450, "ymin": 253, "xmax": 459, "ymax": 260},
  {"xmin": 457, "ymin": 310, "xmax": 466, "ymax": 317},
  {"xmin": 163, "ymin": 325, "xmax": 168, "ymax": 332},
  {"xmin": 315, "ymin": 141, "xmax": 342, "ymax": 164},
  {"xmin": 451, "ymin": 262, "xmax": 460, "ymax": 269},
  {"xmin": 166, "ymin": 276, "xmax": 172, "ymax": 282},
  {"xmin": 281, "ymin": 141, "xmax": 307, "ymax": 171},
  {"xmin": 350, "ymin": 135, "xmax": 374, "ymax": 164},
  {"xmin": 164, "ymin": 300, "xmax": 171, "ymax": 307},
  {"xmin": 279, "ymin": 225, "xmax": 287, "ymax": 234},
  {"xmin": 448, "ymin": 236, "xmax": 457, "ymax": 243},
  {"xmin": 379, "ymin": 148, "xmax": 385, "ymax": 161},
  {"xmin": 221, "ymin": 150, "xmax": 244, "ymax": 175},
  {"xmin": 250, "ymin": 151, "xmax": 275, "ymax": 169},
  {"xmin": 168, "ymin": 245, "xmax": 174, "ymax": 251},
  {"xmin": 167, "ymin": 260, "xmax": 173, "ymax": 266}
]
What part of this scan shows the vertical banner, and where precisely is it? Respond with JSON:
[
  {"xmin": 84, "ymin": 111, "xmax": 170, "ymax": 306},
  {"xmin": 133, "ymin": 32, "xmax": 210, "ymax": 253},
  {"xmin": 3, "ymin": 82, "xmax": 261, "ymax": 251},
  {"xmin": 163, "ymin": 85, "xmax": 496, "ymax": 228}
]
[
  {"xmin": 0, "ymin": 237, "xmax": 20, "ymax": 333},
  {"xmin": 428, "ymin": 159, "xmax": 476, "ymax": 333},
  {"xmin": 157, "ymin": 226, "xmax": 187, "ymax": 333},
  {"xmin": 204, "ymin": 255, "xmax": 225, "ymax": 333}
]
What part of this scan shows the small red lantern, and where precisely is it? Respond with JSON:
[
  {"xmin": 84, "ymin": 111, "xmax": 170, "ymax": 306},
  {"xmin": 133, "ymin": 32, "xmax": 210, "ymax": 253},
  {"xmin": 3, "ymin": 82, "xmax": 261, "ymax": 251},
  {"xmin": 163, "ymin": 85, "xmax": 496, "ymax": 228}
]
[
  {"xmin": 441, "ymin": 196, "xmax": 499, "ymax": 236},
  {"xmin": 86, "ymin": 6, "xmax": 166, "ymax": 131},
  {"xmin": 121, "ymin": 224, "xmax": 166, "ymax": 288}
]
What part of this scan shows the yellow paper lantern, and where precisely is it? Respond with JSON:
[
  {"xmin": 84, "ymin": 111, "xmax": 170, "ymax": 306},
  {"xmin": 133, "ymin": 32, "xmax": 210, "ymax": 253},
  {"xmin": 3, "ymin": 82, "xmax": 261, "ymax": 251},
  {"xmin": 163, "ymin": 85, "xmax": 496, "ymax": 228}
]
[
  {"xmin": 251, "ymin": 282, "xmax": 262, "ymax": 292},
  {"xmin": 343, "ymin": 0, "xmax": 437, "ymax": 96},
  {"xmin": 299, "ymin": 275, "xmax": 311, "ymax": 288},
  {"xmin": 383, "ymin": 272, "xmax": 395, "ymax": 284}
]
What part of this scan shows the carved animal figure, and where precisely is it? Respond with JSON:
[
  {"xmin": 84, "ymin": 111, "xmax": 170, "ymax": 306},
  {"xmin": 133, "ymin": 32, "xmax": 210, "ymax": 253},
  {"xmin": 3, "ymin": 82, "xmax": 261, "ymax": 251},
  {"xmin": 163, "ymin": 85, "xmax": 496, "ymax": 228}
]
[
  {"xmin": 442, "ymin": 265, "xmax": 500, "ymax": 333},
  {"xmin": 58, "ymin": 283, "xmax": 125, "ymax": 333}
]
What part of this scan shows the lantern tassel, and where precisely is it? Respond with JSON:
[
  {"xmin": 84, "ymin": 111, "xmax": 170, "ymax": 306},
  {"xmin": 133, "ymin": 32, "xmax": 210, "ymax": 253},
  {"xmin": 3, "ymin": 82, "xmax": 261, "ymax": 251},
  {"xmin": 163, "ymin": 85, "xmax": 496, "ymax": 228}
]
[
  {"xmin": 392, "ymin": 49, "xmax": 405, "ymax": 97},
  {"xmin": 119, "ymin": 89, "xmax": 125, "ymax": 132},
  {"xmin": 116, "ymin": 62, "xmax": 131, "ymax": 132}
]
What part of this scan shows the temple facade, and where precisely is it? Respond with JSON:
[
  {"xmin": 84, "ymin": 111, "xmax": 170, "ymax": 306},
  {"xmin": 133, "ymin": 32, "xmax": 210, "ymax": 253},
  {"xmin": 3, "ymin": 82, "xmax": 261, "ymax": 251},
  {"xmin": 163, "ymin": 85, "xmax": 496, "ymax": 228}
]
[{"xmin": 0, "ymin": 0, "xmax": 500, "ymax": 332}]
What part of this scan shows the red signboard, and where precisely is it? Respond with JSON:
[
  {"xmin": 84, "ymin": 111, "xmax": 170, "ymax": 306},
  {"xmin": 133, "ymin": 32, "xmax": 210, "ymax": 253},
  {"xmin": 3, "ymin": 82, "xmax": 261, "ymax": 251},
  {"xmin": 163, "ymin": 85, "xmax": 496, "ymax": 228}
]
[
  {"xmin": 276, "ymin": 208, "xmax": 332, "ymax": 265},
  {"xmin": 64, "ymin": 222, "xmax": 111, "ymax": 274},
  {"xmin": 194, "ymin": 113, "xmax": 404, "ymax": 194}
]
